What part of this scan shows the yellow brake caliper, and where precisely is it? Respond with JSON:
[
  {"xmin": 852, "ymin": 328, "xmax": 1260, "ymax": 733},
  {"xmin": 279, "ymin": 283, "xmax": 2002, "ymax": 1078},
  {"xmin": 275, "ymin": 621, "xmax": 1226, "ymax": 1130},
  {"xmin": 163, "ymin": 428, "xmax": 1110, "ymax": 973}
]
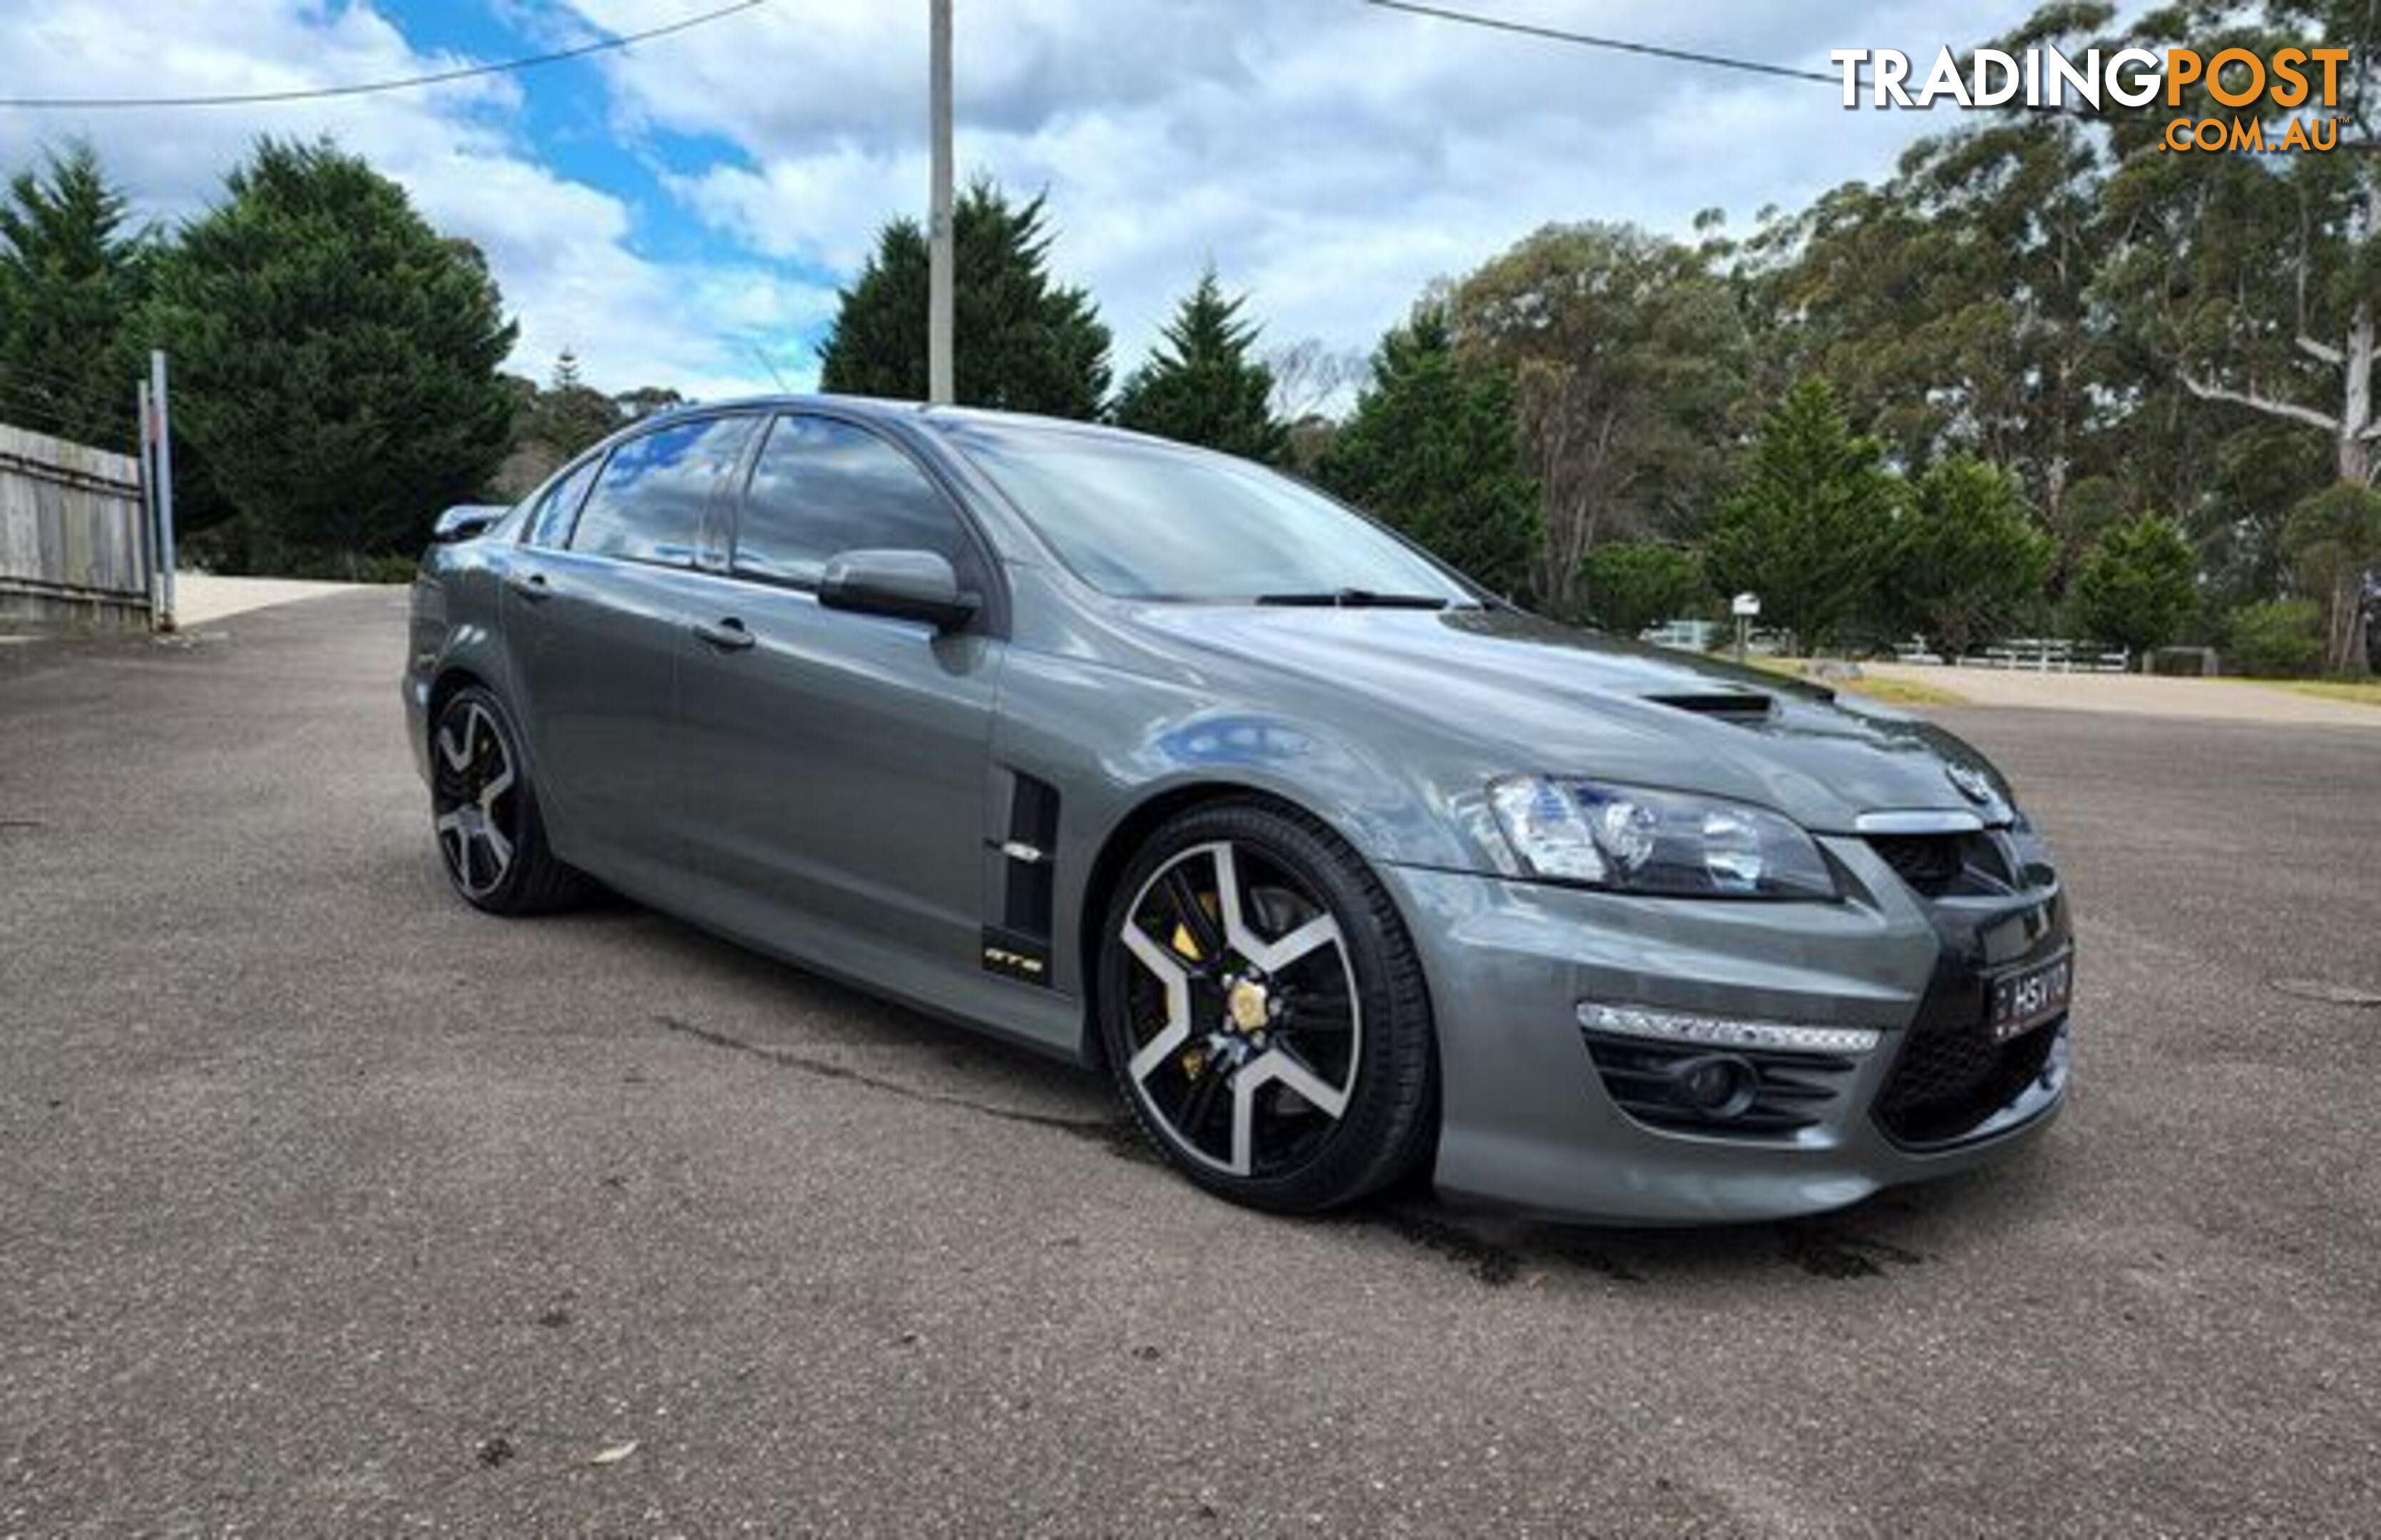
[{"xmin": 1174, "ymin": 890, "xmax": 1222, "ymax": 1077}]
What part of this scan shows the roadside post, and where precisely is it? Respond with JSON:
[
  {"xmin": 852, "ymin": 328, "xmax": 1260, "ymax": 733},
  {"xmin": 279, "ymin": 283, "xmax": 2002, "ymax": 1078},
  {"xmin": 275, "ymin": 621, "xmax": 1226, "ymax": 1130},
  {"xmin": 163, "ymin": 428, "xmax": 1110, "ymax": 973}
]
[{"xmin": 1732, "ymin": 591, "xmax": 1760, "ymax": 664}]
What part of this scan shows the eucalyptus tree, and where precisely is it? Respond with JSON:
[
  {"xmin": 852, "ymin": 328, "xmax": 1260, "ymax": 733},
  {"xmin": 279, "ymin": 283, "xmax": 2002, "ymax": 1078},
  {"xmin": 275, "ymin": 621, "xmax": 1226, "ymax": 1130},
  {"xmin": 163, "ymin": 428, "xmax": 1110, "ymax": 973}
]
[
  {"xmin": 1448, "ymin": 221, "xmax": 1746, "ymax": 610},
  {"xmin": 2099, "ymin": 0, "xmax": 2381, "ymax": 487}
]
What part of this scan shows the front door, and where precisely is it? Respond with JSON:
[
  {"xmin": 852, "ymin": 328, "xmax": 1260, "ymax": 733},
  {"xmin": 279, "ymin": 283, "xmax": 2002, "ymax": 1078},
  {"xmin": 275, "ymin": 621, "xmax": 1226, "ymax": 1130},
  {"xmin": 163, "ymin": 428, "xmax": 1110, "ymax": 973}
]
[{"xmin": 676, "ymin": 412, "xmax": 1004, "ymax": 974}]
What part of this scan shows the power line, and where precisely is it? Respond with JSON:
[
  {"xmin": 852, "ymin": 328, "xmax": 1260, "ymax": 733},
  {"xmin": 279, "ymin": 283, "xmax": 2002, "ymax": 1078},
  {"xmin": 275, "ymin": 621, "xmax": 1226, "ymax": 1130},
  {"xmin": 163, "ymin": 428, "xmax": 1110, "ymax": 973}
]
[
  {"xmin": 1358, "ymin": 0, "xmax": 2122, "ymax": 125},
  {"xmin": 0, "ymin": 0, "xmax": 767, "ymax": 111},
  {"xmin": 1360, "ymin": 0, "xmax": 1838, "ymax": 86}
]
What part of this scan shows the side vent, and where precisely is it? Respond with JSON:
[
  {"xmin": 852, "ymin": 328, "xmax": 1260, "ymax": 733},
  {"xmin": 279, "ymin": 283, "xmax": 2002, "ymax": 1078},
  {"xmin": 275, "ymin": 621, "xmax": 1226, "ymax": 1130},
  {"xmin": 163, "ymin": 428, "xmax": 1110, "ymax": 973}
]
[{"xmin": 985, "ymin": 771, "xmax": 1060, "ymax": 985}]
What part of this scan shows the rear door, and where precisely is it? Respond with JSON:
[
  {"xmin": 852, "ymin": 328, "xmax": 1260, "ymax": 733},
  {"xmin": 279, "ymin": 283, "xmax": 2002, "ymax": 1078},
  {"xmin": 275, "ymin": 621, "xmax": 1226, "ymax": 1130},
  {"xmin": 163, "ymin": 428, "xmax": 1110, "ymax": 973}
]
[
  {"xmin": 676, "ymin": 411, "xmax": 1005, "ymax": 972},
  {"xmin": 500, "ymin": 413, "xmax": 760, "ymax": 893}
]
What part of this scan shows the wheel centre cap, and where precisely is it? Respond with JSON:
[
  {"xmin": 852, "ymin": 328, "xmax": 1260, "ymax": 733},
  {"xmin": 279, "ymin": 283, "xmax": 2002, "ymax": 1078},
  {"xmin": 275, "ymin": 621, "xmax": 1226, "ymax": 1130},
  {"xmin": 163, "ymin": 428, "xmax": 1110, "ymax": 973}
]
[{"xmin": 1226, "ymin": 977, "xmax": 1271, "ymax": 1032}]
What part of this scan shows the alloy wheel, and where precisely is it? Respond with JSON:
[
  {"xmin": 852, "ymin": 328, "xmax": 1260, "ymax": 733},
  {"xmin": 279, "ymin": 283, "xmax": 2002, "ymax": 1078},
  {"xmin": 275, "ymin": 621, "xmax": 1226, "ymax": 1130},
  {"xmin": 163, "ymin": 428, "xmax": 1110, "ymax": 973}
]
[
  {"xmin": 1115, "ymin": 840, "xmax": 1362, "ymax": 1177},
  {"xmin": 431, "ymin": 699, "xmax": 519, "ymax": 900}
]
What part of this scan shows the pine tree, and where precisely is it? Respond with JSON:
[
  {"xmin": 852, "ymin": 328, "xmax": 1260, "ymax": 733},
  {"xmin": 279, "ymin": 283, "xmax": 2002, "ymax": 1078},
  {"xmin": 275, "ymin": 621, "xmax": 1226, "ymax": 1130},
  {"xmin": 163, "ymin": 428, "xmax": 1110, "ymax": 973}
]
[
  {"xmin": 146, "ymin": 138, "xmax": 517, "ymax": 571},
  {"xmin": 2074, "ymin": 513, "xmax": 2201, "ymax": 669},
  {"xmin": 1886, "ymin": 457, "xmax": 2056, "ymax": 658},
  {"xmin": 1704, "ymin": 378, "xmax": 1899, "ymax": 650},
  {"xmin": 537, "ymin": 348, "xmax": 618, "ymax": 456},
  {"xmin": 0, "ymin": 140, "xmax": 155, "ymax": 449},
  {"xmin": 1112, "ymin": 267, "xmax": 1286, "ymax": 461},
  {"xmin": 1317, "ymin": 307, "xmax": 1541, "ymax": 597},
  {"xmin": 818, "ymin": 181, "xmax": 1110, "ymax": 419}
]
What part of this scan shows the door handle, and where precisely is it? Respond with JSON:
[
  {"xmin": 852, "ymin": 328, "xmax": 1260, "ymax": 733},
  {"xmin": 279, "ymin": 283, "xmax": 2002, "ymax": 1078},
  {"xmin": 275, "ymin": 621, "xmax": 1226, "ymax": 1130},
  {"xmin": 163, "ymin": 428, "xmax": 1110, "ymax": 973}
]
[
  {"xmin": 505, "ymin": 571, "xmax": 552, "ymax": 602},
  {"xmin": 692, "ymin": 617, "xmax": 757, "ymax": 652}
]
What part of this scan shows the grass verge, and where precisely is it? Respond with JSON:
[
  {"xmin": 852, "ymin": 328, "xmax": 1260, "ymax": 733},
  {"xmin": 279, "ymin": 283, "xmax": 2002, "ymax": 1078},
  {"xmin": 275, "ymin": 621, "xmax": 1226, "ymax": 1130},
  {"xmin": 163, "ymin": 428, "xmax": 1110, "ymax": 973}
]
[
  {"xmin": 1742, "ymin": 657, "xmax": 1970, "ymax": 708},
  {"xmin": 2271, "ymin": 679, "xmax": 2381, "ymax": 709}
]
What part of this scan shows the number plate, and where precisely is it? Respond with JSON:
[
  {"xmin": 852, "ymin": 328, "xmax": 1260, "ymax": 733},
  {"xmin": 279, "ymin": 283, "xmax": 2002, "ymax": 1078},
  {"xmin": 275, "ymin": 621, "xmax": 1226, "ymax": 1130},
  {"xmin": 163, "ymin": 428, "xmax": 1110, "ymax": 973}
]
[{"xmin": 1989, "ymin": 950, "xmax": 2073, "ymax": 1043}]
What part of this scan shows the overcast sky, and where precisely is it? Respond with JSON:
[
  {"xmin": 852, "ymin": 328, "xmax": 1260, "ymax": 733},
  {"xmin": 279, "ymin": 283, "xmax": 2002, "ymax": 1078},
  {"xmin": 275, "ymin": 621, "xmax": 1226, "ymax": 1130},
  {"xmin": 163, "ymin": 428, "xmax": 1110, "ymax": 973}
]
[{"xmin": 0, "ymin": 1, "xmax": 2029, "ymax": 399}]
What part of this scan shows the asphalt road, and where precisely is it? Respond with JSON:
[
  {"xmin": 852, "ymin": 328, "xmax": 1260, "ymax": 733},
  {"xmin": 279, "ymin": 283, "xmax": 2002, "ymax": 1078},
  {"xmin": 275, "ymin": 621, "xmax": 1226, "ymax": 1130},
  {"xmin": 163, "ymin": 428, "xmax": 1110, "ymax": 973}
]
[{"xmin": 4, "ymin": 592, "xmax": 2377, "ymax": 1538}]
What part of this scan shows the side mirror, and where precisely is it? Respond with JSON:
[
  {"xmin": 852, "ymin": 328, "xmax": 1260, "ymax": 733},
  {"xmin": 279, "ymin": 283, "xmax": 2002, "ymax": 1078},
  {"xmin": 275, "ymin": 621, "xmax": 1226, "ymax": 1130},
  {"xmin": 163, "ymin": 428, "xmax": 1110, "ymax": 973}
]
[
  {"xmin": 432, "ymin": 504, "xmax": 507, "ymax": 544},
  {"xmin": 818, "ymin": 548, "xmax": 980, "ymax": 632}
]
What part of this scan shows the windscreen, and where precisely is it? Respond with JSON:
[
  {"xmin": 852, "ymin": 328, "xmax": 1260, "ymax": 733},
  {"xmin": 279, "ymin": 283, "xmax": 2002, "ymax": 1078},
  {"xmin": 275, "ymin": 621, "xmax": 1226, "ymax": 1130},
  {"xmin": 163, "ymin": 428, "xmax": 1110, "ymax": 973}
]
[{"xmin": 946, "ymin": 423, "xmax": 1475, "ymax": 604}]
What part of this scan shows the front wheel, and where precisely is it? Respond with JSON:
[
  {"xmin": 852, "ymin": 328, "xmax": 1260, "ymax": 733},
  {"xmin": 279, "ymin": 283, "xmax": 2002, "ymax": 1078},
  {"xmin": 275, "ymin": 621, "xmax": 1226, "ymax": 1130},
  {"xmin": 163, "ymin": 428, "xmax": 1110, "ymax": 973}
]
[
  {"xmin": 429, "ymin": 684, "xmax": 588, "ymax": 915},
  {"xmin": 1096, "ymin": 800, "xmax": 1437, "ymax": 1213}
]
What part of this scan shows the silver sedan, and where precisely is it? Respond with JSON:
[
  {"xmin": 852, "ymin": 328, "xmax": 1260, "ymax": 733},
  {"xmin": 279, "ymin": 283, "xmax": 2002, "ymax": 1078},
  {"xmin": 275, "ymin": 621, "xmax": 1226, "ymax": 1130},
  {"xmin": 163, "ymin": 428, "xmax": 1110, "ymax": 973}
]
[{"xmin": 405, "ymin": 397, "xmax": 2071, "ymax": 1223}]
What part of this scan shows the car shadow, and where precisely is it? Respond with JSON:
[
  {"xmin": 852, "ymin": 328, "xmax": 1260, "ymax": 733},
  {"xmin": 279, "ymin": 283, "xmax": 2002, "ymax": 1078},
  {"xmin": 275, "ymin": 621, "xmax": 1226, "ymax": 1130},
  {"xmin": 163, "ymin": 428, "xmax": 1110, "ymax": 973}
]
[{"xmin": 524, "ymin": 887, "xmax": 2052, "ymax": 1290}]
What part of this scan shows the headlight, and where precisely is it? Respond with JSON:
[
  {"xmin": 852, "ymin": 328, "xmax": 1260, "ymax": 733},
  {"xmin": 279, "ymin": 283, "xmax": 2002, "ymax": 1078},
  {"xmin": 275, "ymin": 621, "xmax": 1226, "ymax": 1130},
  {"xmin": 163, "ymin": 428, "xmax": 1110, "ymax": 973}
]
[{"xmin": 1487, "ymin": 776, "xmax": 1838, "ymax": 900}]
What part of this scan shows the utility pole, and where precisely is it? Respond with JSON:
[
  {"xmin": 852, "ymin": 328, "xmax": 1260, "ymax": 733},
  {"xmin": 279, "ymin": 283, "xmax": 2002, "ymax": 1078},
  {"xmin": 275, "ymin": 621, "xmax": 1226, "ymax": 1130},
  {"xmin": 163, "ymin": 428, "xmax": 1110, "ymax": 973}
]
[
  {"xmin": 137, "ymin": 377, "xmax": 160, "ymax": 630},
  {"xmin": 150, "ymin": 350, "xmax": 178, "ymax": 632},
  {"xmin": 928, "ymin": 0, "xmax": 954, "ymax": 406}
]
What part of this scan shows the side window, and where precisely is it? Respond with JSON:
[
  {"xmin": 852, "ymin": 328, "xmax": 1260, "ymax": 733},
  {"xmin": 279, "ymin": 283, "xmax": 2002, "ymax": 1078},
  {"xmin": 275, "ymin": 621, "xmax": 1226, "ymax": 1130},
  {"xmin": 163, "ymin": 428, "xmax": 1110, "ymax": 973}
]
[
  {"xmin": 523, "ymin": 454, "xmax": 603, "ymax": 550},
  {"xmin": 733, "ymin": 415, "xmax": 971, "ymax": 586},
  {"xmin": 568, "ymin": 415, "xmax": 757, "ymax": 568}
]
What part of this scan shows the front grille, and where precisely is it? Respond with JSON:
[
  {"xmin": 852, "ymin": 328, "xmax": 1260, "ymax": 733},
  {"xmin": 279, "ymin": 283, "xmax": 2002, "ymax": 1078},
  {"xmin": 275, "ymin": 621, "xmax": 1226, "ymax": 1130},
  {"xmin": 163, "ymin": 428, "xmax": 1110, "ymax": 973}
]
[
  {"xmin": 1873, "ymin": 1012, "xmax": 2062, "ymax": 1146},
  {"xmin": 1865, "ymin": 832, "xmax": 2017, "ymax": 898},
  {"xmin": 1582, "ymin": 1032, "xmax": 1858, "ymax": 1138}
]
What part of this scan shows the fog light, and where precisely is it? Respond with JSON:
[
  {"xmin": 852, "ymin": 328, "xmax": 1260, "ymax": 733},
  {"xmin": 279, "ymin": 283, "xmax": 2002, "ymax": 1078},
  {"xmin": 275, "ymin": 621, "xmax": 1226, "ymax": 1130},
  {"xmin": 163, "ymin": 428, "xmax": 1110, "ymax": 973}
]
[
  {"xmin": 1669, "ymin": 1054, "xmax": 1758, "ymax": 1118},
  {"xmin": 1576, "ymin": 1002, "xmax": 1881, "ymax": 1056}
]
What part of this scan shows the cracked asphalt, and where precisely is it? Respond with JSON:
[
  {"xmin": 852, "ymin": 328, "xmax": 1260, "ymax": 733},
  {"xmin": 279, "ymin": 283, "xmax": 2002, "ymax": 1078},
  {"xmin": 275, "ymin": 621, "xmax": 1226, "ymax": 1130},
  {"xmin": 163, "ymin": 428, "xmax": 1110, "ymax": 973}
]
[{"xmin": 4, "ymin": 590, "xmax": 2377, "ymax": 1537}]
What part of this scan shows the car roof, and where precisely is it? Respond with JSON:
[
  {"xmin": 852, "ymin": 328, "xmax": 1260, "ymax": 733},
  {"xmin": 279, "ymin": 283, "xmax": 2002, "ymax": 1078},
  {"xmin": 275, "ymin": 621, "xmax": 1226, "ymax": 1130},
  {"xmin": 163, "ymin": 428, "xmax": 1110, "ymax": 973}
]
[{"xmin": 635, "ymin": 392, "xmax": 1176, "ymax": 450}]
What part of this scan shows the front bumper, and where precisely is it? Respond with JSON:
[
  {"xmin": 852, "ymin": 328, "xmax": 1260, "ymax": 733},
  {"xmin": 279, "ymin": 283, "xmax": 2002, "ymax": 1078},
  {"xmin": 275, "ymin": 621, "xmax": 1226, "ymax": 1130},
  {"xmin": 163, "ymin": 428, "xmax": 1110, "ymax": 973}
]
[{"xmin": 1385, "ymin": 836, "xmax": 2069, "ymax": 1224}]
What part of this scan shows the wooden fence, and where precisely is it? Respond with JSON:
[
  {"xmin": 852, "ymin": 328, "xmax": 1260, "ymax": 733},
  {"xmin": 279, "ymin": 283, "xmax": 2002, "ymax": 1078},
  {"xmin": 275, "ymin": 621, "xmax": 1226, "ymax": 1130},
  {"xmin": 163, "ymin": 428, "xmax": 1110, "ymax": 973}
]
[{"xmin": 0, "ymin": 421, "xmax": 151, "ymax": 631}]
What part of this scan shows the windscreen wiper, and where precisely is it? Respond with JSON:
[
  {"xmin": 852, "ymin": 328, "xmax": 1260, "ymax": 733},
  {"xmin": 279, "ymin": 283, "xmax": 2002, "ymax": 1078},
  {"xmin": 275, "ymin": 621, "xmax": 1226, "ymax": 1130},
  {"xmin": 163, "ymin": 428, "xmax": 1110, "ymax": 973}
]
[{"xmin": 1254, "ymin": 589, "xmax": 1453, "ymax": 610}]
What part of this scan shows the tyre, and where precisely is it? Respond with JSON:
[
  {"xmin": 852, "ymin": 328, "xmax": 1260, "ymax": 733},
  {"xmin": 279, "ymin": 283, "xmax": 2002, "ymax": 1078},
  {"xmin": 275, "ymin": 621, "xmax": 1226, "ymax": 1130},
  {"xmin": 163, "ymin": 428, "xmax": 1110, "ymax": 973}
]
[
  {"xmin": 1096, "ymin": 799, "xmax": 1437, "ymax": 1213},
  {"xmin": 429, "ymin": 684, "xmax": 588, "ymax": 915}
]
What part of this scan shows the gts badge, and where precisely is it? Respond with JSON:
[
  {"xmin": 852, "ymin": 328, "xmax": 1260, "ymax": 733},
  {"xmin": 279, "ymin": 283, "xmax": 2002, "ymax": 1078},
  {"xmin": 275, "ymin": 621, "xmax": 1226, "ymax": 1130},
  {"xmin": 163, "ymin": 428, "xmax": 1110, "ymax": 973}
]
[{"xmin": 982, "ymin": 930, "xmax": 1052, "ymax": 985}]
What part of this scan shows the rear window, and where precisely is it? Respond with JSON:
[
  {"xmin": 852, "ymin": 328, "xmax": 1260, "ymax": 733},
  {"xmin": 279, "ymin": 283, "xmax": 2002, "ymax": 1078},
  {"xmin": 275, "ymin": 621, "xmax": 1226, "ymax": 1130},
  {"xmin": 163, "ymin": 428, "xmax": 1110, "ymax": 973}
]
[{"xmin": 568, "ymin": 415, "xmax": 757, "ymax": 568}]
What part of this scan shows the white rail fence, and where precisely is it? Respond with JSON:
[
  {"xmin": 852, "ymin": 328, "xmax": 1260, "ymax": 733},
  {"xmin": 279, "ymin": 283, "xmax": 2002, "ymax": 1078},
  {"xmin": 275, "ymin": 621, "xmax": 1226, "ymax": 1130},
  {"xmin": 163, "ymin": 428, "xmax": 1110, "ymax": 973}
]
[
  {"xmin": 0, "ymin": 421, "xmax": 153, "ymax": 632},
  {"xmin": 1893, "ymin": 636, "xmax": 2132, "ymax": 673}
]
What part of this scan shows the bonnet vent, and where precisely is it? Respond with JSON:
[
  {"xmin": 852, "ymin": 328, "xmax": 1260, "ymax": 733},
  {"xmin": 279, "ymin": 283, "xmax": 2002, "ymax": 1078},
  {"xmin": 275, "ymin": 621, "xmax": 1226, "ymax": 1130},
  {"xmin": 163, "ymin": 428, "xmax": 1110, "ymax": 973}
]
[{"xmin": 1643, "ymin": 691, "xmax": 1779, "ymax": 723}]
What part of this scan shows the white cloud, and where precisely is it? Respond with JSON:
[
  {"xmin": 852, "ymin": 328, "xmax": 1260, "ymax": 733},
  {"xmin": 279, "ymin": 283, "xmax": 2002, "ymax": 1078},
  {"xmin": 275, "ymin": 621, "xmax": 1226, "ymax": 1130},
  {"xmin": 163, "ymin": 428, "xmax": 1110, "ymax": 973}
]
[
  {"xmin": 573, "ymin": 0, "xmax": 2029, "ymax": 372},
  {"xmin": 0, "ymin": 0, "xmax": 2040, "ymax": 404},
  {"xmin": 673, "ymin": 143, "xmax": 931, "ymax": 273},
  {"xmin": 0, "ymin": 0, "xmax": 829, "ymax": 399}
]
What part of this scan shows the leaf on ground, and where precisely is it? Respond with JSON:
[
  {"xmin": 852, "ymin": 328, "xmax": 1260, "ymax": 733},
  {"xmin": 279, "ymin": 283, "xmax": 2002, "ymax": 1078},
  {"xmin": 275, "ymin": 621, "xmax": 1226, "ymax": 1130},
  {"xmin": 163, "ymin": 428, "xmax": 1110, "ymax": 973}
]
[{"xmin": 589, "ymin": 1440, "xmax": 639, "ymax": 1466}]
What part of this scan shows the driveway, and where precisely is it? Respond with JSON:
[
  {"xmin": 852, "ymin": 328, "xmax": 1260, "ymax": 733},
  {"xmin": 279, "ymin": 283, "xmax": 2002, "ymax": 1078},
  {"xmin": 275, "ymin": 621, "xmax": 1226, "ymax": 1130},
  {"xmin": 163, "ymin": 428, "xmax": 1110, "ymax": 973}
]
[
  {"xmin": 170, "ymin": 572, "xmax": 382, "ymax": 628},
  {"xmin": 3, "ymin": 590, "xmax": 2375, "ymax": 1536}
]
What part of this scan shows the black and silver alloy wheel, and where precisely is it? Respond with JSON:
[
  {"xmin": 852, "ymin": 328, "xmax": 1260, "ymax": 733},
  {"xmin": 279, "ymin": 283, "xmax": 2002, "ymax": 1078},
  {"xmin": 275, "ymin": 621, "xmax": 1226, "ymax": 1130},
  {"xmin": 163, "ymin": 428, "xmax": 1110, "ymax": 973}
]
[
  {"xmin": 427, "ymin": 684, "xmax": 587, "ymax": 915},
  {"xmin": 1099, "ymin": 801, "xmax": 1436, "ymax": 1213},
  {"xmin": 433, "ymin": 699, "xmax": 518, "ymax": 900},
  {"xmin": 1120, "ymin": 840, "xmax": 1361, "ymax": 1177}
]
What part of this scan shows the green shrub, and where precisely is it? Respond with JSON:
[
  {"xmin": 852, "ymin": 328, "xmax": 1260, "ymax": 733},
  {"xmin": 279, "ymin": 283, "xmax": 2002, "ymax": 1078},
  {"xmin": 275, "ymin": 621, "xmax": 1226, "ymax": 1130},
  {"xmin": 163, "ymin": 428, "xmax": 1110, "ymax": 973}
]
[{"xmin": 2222, "ymin": 598, "xmax": 2325, "ymax": 678}]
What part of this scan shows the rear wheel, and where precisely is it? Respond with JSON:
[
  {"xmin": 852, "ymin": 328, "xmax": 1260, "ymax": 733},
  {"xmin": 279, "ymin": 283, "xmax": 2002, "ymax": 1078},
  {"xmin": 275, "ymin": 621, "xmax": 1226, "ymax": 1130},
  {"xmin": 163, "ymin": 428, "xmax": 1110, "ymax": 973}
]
[
  {"xmin": 429, "ymin": 684, "xmax": 587, "ymax": 915},
  {"xmin": 1096, "ymin": 800, "xmax": 1436, "ymax": 1213}
]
